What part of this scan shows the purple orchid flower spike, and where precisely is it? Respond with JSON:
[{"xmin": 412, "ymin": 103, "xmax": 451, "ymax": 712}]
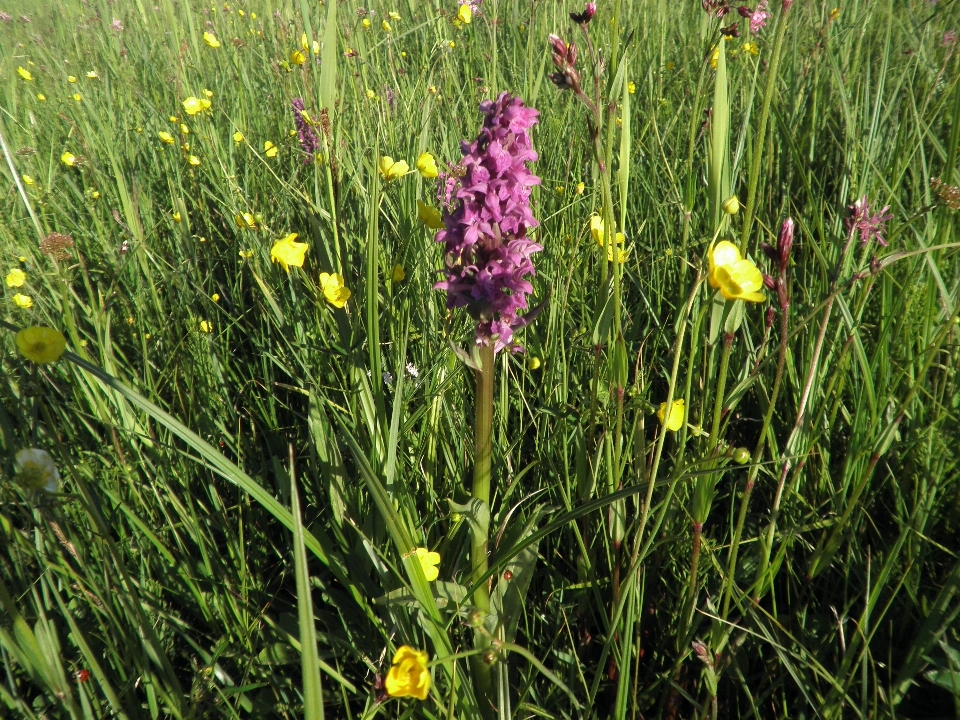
[
  {"xmin": 434, "ymin": 92, "xmax": 543, "ymax": 353},
  {"xmin": 291, "ymin": 98, "xmax": 320, "ymax": 163}
]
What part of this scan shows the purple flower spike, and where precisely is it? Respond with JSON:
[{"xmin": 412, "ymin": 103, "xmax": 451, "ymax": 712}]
[
  {"xmin": 434, "ymin": 92, "xmax": 542, "ymax": 353},
  {"xmin": 291, "ymin": 98, "xmax": 320, "ymax": 163},
  {"xmin": 846, "ymin": 195, "xmax": 893, "ymax": 247}
]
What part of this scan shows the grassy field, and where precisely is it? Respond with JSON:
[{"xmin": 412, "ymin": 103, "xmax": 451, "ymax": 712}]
[{"xmin": 2, "ymin": 0, "xmax": 960, "ymax": 717}]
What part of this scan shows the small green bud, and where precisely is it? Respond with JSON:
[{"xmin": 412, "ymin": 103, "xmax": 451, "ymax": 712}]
[
  {"xmin": 732, "ymin": 447, "xmax": 750, "ymax": 464},
  {"xmin": 468, "ymin": 610, "xmax": 485, "ymax": 628},
  {"xmin": 483, "ymin": 651, "xmax": 498, "ymax": 666},
  {"xmin": 722, "ymin": 195, "xmax": 740, "ymax": 215}
]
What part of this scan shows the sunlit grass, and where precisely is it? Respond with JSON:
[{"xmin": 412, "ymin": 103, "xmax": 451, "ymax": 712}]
[{"xmin": 1, "ymin": 0, "xmax": 959, "ymax": 718}]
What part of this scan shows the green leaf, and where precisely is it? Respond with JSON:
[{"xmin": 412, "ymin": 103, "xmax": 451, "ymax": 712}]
[{"xmin": 289, "ymin": 454, "xmax": 325, "ymax": 720}]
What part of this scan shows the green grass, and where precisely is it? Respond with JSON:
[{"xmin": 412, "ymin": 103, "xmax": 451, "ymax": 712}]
[{"xmin": 1, "ymin": 0, "xmax": 960, "ymax": 717}]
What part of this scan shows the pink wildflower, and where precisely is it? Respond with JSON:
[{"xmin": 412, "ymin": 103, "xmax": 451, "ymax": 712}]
[
  {"xmin": 434, "ymin": 93, "xmax": 542, "ymax": 352},
  {"xmin": 846, "ymin": 195, "xmax": 893, "ymax": 247}
]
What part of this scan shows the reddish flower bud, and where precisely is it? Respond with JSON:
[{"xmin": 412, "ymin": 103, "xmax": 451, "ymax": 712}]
[
  {"xmin": 766, "ymin": 306, "xmax": 775, "ymax": 328},
  {"xmin": 763, "ymin": 274, "xmax": 776, "ymax": 290},
  {"xmin": 737, "ymin": 5, "xmax": 753, "ymax": 17},
  {"xmin": 760, "ymin": 242, "xmax": 778, "ymax": 262},
  {"xmin": 720, "ymin": 22, "xmax": 741, "ymax": 37},
  {"xmin": 569, "ymin": 2, "xmax": 596, "ymax": 24},
  {"xmin": 777, "ymin": 217, "xmax": 794, "ymax": 271},
  {"xmin": 782, "ymin": 0, "xmax": 794, "ymax": 11}
]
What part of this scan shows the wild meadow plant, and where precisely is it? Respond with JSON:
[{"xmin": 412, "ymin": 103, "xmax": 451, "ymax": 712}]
[{"xmin": 1, "ymin": 0, "xmax": 960, "ymax": 718}]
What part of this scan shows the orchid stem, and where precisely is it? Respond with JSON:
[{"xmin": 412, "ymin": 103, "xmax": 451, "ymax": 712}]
[{"xmin": 470, "ymin": 342, "xmax": 495, "ymax": 719}]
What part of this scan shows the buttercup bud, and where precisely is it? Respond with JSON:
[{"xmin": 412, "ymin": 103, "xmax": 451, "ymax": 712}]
[
  {"xmin": 721, "ymin": 195, "xmax": 740, "ymax": 215},
  {"xmin": 732, "ymin": 447, "xmax": 751, "ymax": 464}
]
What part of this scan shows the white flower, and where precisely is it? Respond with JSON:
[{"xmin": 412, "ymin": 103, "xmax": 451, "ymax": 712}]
[
  {"xmin": 405, "ymin": 362, "xmax": 419, "ymax": 379},
  {"xmin": 14, "ymin": 448, "xmax": 60, "ymax": 493},
  {"xmin": 382, "ymin": 371, "xmax": 394, "ymax": 386}
]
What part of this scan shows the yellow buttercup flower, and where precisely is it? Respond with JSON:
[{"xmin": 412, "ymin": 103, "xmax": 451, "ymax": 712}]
[
  {"xmin": 366, "ymin": 88, "xmax": 377, "ymax": 101},
  {"xmin": 158, "ymin": 131, "xmax": 175, "ymax": 144},
  {"xmin": 61, "ymin": 151, "xmax": 77, "ymax": 166},
  {"xmin": 22, "ymin": 175, "xmax": 35, "ymax": 186},
  {"xmin": 211, "ymin": 293, "xmax": 220, "ymax": 302},
  {"xmin": 385, "ymin": 646, "xmax": 431, "ymax": 700},
  {"xmin": 627, "ymin": 81, "xmax": 636, "ymax": 94},
  {"xmin": 415, "ymin": 152, "xmax": 438, "ymax": 179},
  {"xmin": 270, "ymin": 233, "xmax": 309, "ymax": 271},
  {"xmin": 182, "ymin": 96, "xmax": 211, "ymax": 115},
  {"xmin": 319, "ymin": 272, "xmax": 351, "ymax": 308},
  {"xmin": 12, "ymin": 293, "xmax": 34, "ymax": 309},
  {"xmin": 188, "ymin": 155, "xmax": 201, "ymax": 166},
  {"xmin": 417, "ymin": 200, "xmax": 444, "ymax": 229},
  {"xmin": 36, "ymin": 93, "xmax": 46, "ymax": 101},
  {"xmin": 203, "ymin": 31, "xmax": 221, "ymax": 47},
  {"xmin": 589, "ymin": 214, "xmax": 625, "ymax": 247},
  {"xmin": 389, "ymin": 11, "xmax": 401, "ymax": 20},
  {"xmin": 361, "ymin": 17, "xmax": 371, "ymax": 29},
  {"xmin": 707, "ymin": 240, "xmax": 766, "ymax": 303},
  {"xmin": 575, "ymin": 181, "xmax": 585, "ymax": 195},
  {"xmin": 203, "ymin": 89, "xmax": 214, "ymax": 98},
  {"xmin": 235, "ymin": 212, "xmax": 258, "ymax": 229},
  {"xmin": 169, "ymin": 115, "xmax": 179, "ymax": 123},
  {"xmin": 86, "ymin": 70, "xmax": 99, "ymax": 79},
  {"xmin": 16, "ymin": 327, "xmax": 66, "ymax": 364},
  {"xmin": 290, "ymin": 49, "xmax": 306, "ymax": 65},
  {"xmin": 180, "ymin": 124, "xmax": 190, "ymax": 135},
  {"xmin": 17, "ymin": 67, "xmax": 34, "ymax": 81},
  {"xmin": 6, "ymin": 268, "xmax": 26, "ymax": 288},
  {"xmin": 391, "ymin": 264, "xmax": 406, "ymax": 283},
  {"xmin": 378, "ymin": 156, "xmax": 409, "ymax": 181},
  {"xmin": 527, "ymin": 356, "xmax": 541, "ymax": 370},
  {"xmin": 710, "ymin": 45, "xmax": 721, "ymax": 69},
  {"xmin": 264, "ymin": 141, "xmax": 278, "ymax": 158},
  {"xmin": 233, "ymin": 131, "xmax": 244, "ymax": 143},
  {"xmin": 73, "ymin": 93, "xmax": 82, "ymax": 102},
  {"xmin": 199, "ymin": 319, "xmax": 213, "ymax": 333},
  {"xmin": 382, "ymin": 20, "xmax": 392, "ymax": 32},
  {"xmin": 173, "ymin": 211, "xmax": 182, "ymax": 222},
  {"xmin": 742, "ymin": 42, "xmax": 759, "ymax": 56},
  {"xmin": 415, "ymin": 548, "xmax": 440, "ymax": 581},
  {"xmin": 239, "ymin": 249, "xmax": 254, "ymax": 259},
  {"xmin": 458, "ymin": 4, "xmax": 472, "ymax": 24},
  {"xmin": 657, "ymin": 398, "xmax": 684, "ymax": 432},
  {"xmin": 68, "ymin": 75, "xmax": 77, "ymax": 83}
]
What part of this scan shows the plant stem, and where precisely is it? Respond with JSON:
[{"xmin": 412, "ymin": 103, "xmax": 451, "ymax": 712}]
[
  {"xmin": 470, "ymin": 341, "xmax": 496, "ymax": 719},
  {"xmin": 719, "ymin": 297, "xmax": 789, "ymax": 621},
  {"xmin": 739, "ymin": 9, "xmax": 790, "ymax": 256}
]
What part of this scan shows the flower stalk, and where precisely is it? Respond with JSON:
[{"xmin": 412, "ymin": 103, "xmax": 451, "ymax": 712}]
[
  {"xmin": 738, "ymin": 3, "xmax": 791, "ymax": 255},
  {"xmin": 470, "ymin": 342, "xmax": 496, "ymax": 718}
]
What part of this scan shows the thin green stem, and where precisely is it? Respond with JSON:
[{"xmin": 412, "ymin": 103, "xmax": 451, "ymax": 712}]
[
  {"xmin": 719, "ymin": 296, "xmax": 789, "ymax": 621},
  {"xmin": 739, "ymin": 10, "xmax": 790, "ymax": 256}
]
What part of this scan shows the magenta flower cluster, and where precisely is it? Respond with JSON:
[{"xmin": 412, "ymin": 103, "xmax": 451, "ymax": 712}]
[
  {"xmin": 291, "ymin": 98, "xmax": 320, "ymax": 163},
  {"xmin": 434, "ymin": 92, "xmax": 542, "ymax": 353}
]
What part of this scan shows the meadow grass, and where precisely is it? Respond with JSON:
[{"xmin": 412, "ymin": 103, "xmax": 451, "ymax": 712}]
[{"xmin": 1, "ymin": 0, "xmax": 960, "ymax": 717}]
